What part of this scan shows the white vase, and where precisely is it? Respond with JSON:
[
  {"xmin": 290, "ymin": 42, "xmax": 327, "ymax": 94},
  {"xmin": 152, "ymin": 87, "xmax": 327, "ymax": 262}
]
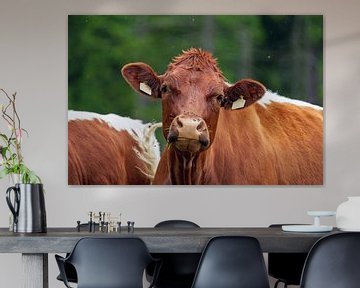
[
  {"xmin": 7, "ymin": 173, "xmax": 22, "ymax": 231},
  {"xmin": 9, "ymin": 173, "xmax": 22, "ymax": 185},
  {"xmin": 336, "ymin": 197, "xmax": 360, "ymax": 231}
]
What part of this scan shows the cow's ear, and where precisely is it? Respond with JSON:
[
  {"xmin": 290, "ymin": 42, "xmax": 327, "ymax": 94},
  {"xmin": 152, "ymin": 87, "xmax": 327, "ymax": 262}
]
[
  {"xmin": 121, "ymin": 63, "xmax": 162, "ymax": 98},
  {"xmin": 223, "ymin": 79, "xmax": 266, "ymax": 110}
]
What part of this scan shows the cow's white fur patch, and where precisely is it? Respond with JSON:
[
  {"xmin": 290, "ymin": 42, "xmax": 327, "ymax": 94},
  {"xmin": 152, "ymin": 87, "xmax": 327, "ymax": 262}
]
[
  {"xmin": 68, "ymin": 110, "xmax": 162, "ymax": 181},
  {"xmin": 258, "ymin": 91, "xmax": 323, "ymax": 110},
  {"xmin": 68, "ymin": 110, "xmax": 146, "ymax": 136}
]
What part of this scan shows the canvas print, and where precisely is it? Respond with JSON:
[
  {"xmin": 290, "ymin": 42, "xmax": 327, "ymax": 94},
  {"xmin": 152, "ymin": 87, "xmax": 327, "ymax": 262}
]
[{"xmin": 68, "ymin": 15, "xmax": 323, "ymax": 185}]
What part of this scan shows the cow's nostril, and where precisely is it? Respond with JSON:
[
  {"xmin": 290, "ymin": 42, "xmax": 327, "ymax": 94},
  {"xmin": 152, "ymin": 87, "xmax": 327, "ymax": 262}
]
[
  {"xmin": 167, "ymin": 131, "xmax": 178, "ymax": 143},
  {"xmin": 176, "ymin": 117, "xmax": 183, "ymax": 128},
  {"xmin": 199, "ymin": 135, "xmax": 209, "ymax": 147},
  {"xmin": 197, "ymin": 121, "xmax": 205, "ymax": 132}
]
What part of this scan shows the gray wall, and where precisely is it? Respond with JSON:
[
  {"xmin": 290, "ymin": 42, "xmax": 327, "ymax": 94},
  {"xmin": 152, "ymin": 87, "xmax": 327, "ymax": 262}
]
[{"xmin": 0, "ymin": 0, "xmax": 360, "ymax": 287}]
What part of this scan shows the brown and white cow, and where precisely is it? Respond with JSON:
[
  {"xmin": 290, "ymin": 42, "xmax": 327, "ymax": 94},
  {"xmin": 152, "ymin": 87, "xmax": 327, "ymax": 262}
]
[
  {"xmin": 122, "ymin": 48, "xmax": 323, "ymax": 185},
  {"xmin": 68, "ymin": 111, "xmax": 161, "ymax": 185}
]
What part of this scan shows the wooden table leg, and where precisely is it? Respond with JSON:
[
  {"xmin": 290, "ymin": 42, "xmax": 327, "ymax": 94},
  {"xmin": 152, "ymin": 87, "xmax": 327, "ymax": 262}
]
[{"xmin": 22, "ymin": 253, "xmax": 48, "ymax": 288}]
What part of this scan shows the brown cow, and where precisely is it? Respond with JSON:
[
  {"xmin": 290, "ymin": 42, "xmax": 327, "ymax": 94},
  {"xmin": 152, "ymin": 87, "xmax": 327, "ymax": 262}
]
[
  {"xmin": 122, "ymin": 48, "xmax": 323, "ymax": 185},
  {"xmin": 68, "ymin": 111, "xmax": 161, "ymax": 185}
]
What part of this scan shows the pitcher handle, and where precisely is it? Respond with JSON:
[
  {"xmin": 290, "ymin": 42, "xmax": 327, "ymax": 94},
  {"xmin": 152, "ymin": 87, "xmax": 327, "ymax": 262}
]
[{"xmin": 6, "ymin": 186, "xmax": 20, "ymax": 224}]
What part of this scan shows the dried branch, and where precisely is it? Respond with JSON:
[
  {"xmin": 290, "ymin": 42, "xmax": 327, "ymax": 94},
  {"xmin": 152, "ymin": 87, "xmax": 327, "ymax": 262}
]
[{"xmin": 0, "ymin": 88, "xmax": 40, "ymax": 183}]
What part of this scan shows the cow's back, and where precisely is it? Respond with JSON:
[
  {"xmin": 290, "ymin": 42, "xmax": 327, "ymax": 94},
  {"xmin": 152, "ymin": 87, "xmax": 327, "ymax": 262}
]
[
  {"xmin": 256, "ymin": 99, "xmax": 322, "ymax": 184},
  {"xmin": 69, "ymin": 119, "xmax": 153, "ymax": 185}
]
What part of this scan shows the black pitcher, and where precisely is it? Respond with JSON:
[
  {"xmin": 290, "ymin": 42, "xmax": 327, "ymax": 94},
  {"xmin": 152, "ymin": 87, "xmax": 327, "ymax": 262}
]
[{"xmin": 6, "ymin": 183, "xmax": 47, "ymax": 233}]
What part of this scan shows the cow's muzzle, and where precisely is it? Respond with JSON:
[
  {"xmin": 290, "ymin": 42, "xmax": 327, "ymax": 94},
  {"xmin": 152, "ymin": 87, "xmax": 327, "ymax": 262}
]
[{"xmin": 167, "ymin": 115, "xmax": 210, "ymax": 153}]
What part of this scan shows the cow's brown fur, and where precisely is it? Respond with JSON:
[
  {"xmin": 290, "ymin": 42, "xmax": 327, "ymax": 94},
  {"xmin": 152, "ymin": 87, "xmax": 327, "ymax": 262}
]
[
  {"xmin": 167, "ymin": 49, "xmax": 225, "ymax": 79},
  {"xmin": 122, "ymin": 48, "xmax": 323, "ymax": 185},
  {"xmin": 68, "ymin": 119, "xmax": 152, "ymax": 185}
]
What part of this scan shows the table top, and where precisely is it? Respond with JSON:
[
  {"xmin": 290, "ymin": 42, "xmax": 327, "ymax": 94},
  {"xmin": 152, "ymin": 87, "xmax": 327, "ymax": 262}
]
[{"xmin": 0, "ymin": 227, "xmax": 340, "ymax": 254}]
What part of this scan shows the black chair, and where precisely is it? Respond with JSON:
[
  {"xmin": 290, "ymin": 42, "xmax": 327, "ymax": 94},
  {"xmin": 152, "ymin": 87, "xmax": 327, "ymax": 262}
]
[
  {"xmin": 268, "ymin": 224, "xmax": 308, "ymax": 288},
  {"xmin": 56, "ymin": 262, "xmax": 77, "ymax": 284},
  {"xmin": 56, "ymin": 223, "xmax": 99, "ymax": 284},
  {"xmin": 191, "ymin": 236, "xmax": 270, "ymax": 288},
  {"xmin": 147, "ymin": 220, "xmax": 201, "ymax": 288},
  {"xmin": 55, "ymin": 237, "xmax": 160, "ymax": 288},
  {"xmin": 300, "ymin": 232, "xmax": 360, "ymax": 288}
]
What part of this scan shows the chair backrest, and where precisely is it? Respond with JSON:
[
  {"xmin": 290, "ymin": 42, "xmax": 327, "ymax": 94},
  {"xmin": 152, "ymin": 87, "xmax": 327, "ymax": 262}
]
[
  {"xmin": 155, "ymin": 219, "xmax": 200, "ymax": 228},
  {"xmin": 191, "ymin": 236, "xmax": 270, "ymax": 288},
  {"xmin": 268, "ymin": 224, "xmax": 308, "ymax": 285},
  {"xmin": 300, "ymin": 232, "xmax": 360, "ymax": 288},
  {"xmin": 66, "ymin": 237, "xmax": 154, "ymax": 288},
  {"xmin": 150, "ymin": 220, "xmax": 201, "ymax": 287}
]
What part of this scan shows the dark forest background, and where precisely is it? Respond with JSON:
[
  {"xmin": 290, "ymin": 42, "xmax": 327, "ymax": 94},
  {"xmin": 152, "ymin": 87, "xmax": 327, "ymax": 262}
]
[{"xmin": 68, "ymin": 15, "xmax": 323, "ymax": 126}]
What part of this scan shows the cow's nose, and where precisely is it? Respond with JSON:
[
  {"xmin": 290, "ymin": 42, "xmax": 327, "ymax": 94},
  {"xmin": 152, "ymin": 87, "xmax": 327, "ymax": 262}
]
[
  {"xmin": 167, "ymin": 115, "xmax": 210, "ymax": 152},
  {"xmin": 176, "ymin": 116, "xmax": 207, "ymax": 135},
  {"xmin": 175, "ymin": 116, "xmax": 206, "ymax": 140}
]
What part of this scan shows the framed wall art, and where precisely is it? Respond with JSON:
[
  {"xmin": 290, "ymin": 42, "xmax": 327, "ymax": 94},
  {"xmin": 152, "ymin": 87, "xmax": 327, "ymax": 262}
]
[{"xmin": 68, "ymin": 15, "xmax": 323, "ymax": 185}]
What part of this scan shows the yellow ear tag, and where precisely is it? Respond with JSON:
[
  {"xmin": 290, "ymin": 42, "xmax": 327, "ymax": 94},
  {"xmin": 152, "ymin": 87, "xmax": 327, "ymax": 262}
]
[
  {"xmin": 231, "ymin": 95, "xmax": 246, "ymax": 110},
  {"xmin": 140, "ymin": 82, "xmax": 152, "ymax": 95}
]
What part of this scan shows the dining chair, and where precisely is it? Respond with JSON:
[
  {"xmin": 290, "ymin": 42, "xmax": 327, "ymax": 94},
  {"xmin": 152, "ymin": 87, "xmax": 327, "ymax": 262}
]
[
  {"xmin": 56, "ymin": 262, "xmax": 77, "ymax": 284},
  {"xmin": 147, "ymin": 220, "xmax": 201, "ymax": 288},
  {"xmin": 268, "ymin": 224, "xmax": 308, "ymax": 288},
  {"xmin": 56, "ymin": 223, "xmax": 99, "ymax": 284},
  {"xmin": 55, "ymin": 237, "xmax": 160, "ymax": 288},
  {"xmin": 300, "ymin": 232, "xmax": 360, "ymax": 288},
  {"xmin": 191, "ymin": 236, "xmax": 270, "ymax": 288}
]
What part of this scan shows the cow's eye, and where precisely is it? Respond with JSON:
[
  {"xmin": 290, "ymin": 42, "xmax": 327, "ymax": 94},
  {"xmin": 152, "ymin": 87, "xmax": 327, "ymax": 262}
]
[
  {"xmin": 161, "ymin": 84, "xmax": 170, "ymax": 94},
  {"xmin": 215, "ymin": 95, "xmax": 224, "ymax": 106}
]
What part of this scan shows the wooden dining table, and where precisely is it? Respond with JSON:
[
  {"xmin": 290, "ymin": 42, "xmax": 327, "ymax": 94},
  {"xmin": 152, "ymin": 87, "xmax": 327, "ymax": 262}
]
[{"xmin": 0, "ymin": 226, "xmax": 339, "ymax": 288}]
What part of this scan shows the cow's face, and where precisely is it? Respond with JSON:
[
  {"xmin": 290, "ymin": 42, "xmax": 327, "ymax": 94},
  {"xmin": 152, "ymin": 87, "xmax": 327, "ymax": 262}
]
[
  {"xmin": 159, "ymin": 68, "xmax": 225, "ymax": 153},
  {"xmin": 122, "ymin": 53, "xmax": 266, "ymax": 154}
]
